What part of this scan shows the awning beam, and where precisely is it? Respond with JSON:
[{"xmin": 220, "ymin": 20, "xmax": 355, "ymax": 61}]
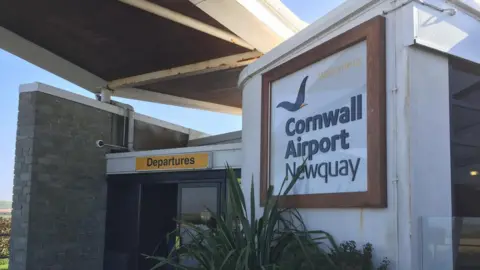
[
  {"xmin": 119, "ymin": 0, "xmax": 255, "ymax": 50},
  {"xmin": 107, "ymin": 51, "xmax": 262, "ymax": 89},
  {"xmin": 113, "ymin": 87, "xmax": 242, "ymax": 115},
  {"xmin": 0, "ymin": 27, "xmax": 242, "ymax": 114}
]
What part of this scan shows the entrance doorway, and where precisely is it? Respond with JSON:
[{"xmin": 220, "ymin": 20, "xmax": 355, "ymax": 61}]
[
  {"xmin": 138, "ymin": 183, "xmax": 177, "ymax": 270},
  {"xmin": 103, "ymin": 170, "xmax": 236, "ymax": 270},
  {"xmin": 178, "ymin": 183, "xmax": 221, "ymax": 243}
]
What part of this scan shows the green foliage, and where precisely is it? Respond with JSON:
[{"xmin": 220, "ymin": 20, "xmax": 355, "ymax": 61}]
[
  {"xmin": 0, "ymin": 217, "xmax": 10, "ymax": 259},
  {"xmin": 148, "ymin": 164, "xmax": 336, "ymax": 270},
  {"xmin": 147, "ymin": 165, "xmax": 389, "ymax": 270},
  {"xmin": 328, "ymin": 241, "xmax": 390, "ymax": 270},
  {"xmin": 0, "ymin": 259, "xmax": 8, "ymax": 270}
]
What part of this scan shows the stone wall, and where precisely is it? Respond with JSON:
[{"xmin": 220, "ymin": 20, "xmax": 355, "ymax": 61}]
[
  {"xmin": 10, "ymin": 91, "xmax": 36, "ymax": 270},
  {"xmin": 10, "ymin": 89, "xmax": 192, "ymax": 270}
]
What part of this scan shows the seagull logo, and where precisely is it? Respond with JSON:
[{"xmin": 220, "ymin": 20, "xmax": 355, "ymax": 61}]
[{"xmin": 276, "ymin": 76, "xmax": 309, "ymax": 112}]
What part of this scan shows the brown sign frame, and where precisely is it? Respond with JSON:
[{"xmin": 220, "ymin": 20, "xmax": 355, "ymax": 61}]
[{"xmin": 260, "ymin": 16, "xmax": 386, "ymax": 208}]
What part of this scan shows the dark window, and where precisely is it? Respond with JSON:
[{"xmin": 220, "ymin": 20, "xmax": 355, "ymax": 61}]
[
  {"xmin": 450, "ymin": 58, "xmax": 480, "ymax": 217},
  {"xmin": 449, "ymin": 58, "xmax": 480, "ymax": 270}
]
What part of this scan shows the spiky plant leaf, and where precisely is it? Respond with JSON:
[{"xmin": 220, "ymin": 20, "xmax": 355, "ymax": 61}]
[{"xmin": 147, "ymin": 163, "xmax": 336, "ymax": 270}]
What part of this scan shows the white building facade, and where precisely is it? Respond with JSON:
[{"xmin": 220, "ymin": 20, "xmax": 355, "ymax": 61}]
[{"xmin": 239, "ymin": 1, "xmax": 480, "ymax": 269}]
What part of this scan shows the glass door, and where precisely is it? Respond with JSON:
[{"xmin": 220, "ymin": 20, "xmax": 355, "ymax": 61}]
[{"xmin": 177, "ymin": 183, "xmax": 221, "ymax": 266}]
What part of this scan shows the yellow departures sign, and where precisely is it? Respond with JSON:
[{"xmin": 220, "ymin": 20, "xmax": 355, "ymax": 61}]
[{"xmin": 136, "ymin": 152, "xmax": 211, "ymax": 171}]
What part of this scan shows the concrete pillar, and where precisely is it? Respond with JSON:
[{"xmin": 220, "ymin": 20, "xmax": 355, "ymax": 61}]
[
  {"xmin": 11, "ymin": 90, "xmax": 112, "ymax": 270},
  {"xmin": 10, "ymin": 83, "xmax": 200, "ymax": 270}
]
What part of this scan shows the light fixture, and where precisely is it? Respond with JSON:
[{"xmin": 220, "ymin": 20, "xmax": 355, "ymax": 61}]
[{"xmin": 470, "ymin": 170, "xmax": 479, "ymax": 176}]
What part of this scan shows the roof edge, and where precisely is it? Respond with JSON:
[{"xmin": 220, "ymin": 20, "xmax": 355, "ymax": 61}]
[
  {"xmin": 19, "ymin": 82, "xmax": 207, "ymax": 137},
  {"xmin": 188, "ymin": 130, "xmax": 241, "ymax": 146},
  {"xmin": 238, "ymin": 0, "xmax": 384, "ymax": 88},
  {"xmin": 259, "ymin": 0, "xmax": 308, "ymax": 32},
  {"xmin": 191, "ymin": 0, "xmax": 303, "ymax": 53},
  {"xmin": 106, "ymin": 142, "xmax": 242, "ymax": 159}
]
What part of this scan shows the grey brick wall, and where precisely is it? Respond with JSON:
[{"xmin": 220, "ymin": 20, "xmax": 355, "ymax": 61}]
[
  {"xmin": 10, "ymin": 91, "xmax": 190, "ymax": 270},
  {"xmin": 10, "ymin": 92, "xmax": 36, "ymax": 270}
]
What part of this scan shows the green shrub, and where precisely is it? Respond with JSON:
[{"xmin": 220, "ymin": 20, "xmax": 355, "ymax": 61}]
[
  {"xmin": 328, "ymin": 241, "xmax": 390, "ymax": 270},
  {"xmin": 0, "ymin": 217, "xmax": 10, "ymax": 259},
  {"xmin": 148, "ymin": 164, "xmax": 336, "ymax": 269},
  {"xmin": 147, "ymin": 165, "xmax": 389, "ymax": 269},
  {"xmin": 0, "ymin": 258, "xmax": 8, "ymax": 270}
]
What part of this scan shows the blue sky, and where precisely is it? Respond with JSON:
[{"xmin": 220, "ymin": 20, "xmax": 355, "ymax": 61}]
[{"xmin": 0, "ymin": 0, "xmax": 344, "ymax": 201}]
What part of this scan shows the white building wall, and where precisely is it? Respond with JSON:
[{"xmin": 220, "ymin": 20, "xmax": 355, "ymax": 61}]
[
  {"xmin": 241, "ymin": 2, "xmax": 415, "ymax": 269},
  {"xmin": 240, "ymin": 0, "xmax": 480, "ymax": 268},
  {"xmin": 408, "ymin": 47, "xmax": 453, "ymax": 269}
]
